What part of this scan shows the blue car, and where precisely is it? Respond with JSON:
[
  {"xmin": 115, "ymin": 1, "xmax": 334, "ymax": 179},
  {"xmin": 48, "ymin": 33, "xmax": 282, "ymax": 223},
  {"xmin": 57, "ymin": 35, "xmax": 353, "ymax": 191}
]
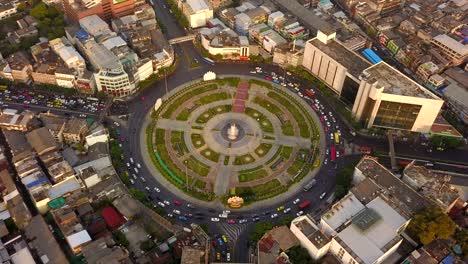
[
  {"xmin": 218, "ymin": 238, "xmax": 224, "ymax": 246},
  {"xmin": 273, "ymin": 79, "xmax": 280, "ymax": 84},
  {"xmin": 178, "ymin": 216, "xmax": 188, "ymax": 221}
]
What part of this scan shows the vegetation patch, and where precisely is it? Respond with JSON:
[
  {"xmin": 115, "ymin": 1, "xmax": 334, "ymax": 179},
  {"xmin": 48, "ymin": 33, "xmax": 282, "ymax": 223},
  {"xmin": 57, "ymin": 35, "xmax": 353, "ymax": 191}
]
[
  {"xmin": 281, "ymin": 121, "xmax": 294, "ymax": 136},
  {"xmin": 185, "ymin": 156, "xmax": 211, "ymax": 177},
  {"xmin": 280, "ymin": 146, "xmax": 293, "ymax": 159},
  {"xmin": 161, "ymin": 84, "xmax": 217, "ymax": 118},
  {"xmin": 200, "ymin": 148, "xmax": 220, "ymax": 163},
  {"xmin": 191, "ymin": 134, "xmax": 205, "ymax": 149},
  {"xmin": 245, "ymin": 108, "xmax": 273, "ymax": 133},
  {"xmin": 196, "ymin": 105, "xmax": 232, "ymax": 123},
  {"xmin": 254, "ymin": 143, "xmax": 272, "ymax": 157},
  {"xmin": 234, "ymin": 154, "xmax": 255, "ymax": 165},
  {"xmin": 197, "ymin": 92, "xmax": 230, "ymax": 104},
  {"xmin": 238, "ymin": 169, "xmax": 268, "ymax": 182},
  {"xmin": 253, "ymin": 97, "xmax": 282, "ymax": 115},
  {"xmin": 176, "ymin": 108, "xmax": 191, "ymax": 121}
]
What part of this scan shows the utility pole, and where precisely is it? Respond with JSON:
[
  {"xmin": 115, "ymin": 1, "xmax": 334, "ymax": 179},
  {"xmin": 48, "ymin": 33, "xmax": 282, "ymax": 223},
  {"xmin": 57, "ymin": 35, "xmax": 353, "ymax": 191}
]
[{"xmin": 164, "ymin": 67, "xmax": 168, "ymax": 96}]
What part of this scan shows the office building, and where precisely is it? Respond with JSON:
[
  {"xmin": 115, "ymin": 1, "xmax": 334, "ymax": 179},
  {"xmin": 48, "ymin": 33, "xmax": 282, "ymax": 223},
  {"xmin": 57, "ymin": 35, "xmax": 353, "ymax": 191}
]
[
  {"xmin": 63, "ymin": 0, "xmax": 135, "ymax": 23},
  {"xmin": 352, "ymin": 62, "xmax": 443, "ymax": 133}
]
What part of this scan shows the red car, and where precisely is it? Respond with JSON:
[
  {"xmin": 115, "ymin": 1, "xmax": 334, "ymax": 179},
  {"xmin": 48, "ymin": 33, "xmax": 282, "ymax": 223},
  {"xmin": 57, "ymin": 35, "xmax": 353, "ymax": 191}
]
[
  {"xmin": 265, "ymin": 76, "xmax": 272, "ymax": 81},
  {"xmin": 227, "ymin": 219, "xmax": 236, "ymax": 224},
  {"xmin": 119, "ymin": 136, "xmax": 125, "ymax": 142},
  {"xmin": 212, "ymin": 240, "xmax": 218, "ymax": 248},
  {"xmin": 324, "ymin": 126, "xmax": 328, "ymax": 132},
  {"xmin": 141, "ymin": 96, "xmax": 145, "ymax": 101},
  {"xmin": 319, "ymin": 116, "xmax": 324, "ymax": 122},
  {"xmin": 173, "ymin": 200, "xmax": 182, "ymax": 206}
]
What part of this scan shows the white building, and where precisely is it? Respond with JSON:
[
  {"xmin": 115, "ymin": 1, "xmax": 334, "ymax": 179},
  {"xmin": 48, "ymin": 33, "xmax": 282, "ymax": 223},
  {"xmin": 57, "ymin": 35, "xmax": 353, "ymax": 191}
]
[
  {"xmin": 352, "ymin": 62, "xmax": 444, "ymax": 133},
  {"xmin": 179, "ymin": 0, "xmax": 213, "ymax": 28},
  {"xmin": 200, "ymin": 26, "xmax": 250, "ymax": 59},
  {"xmin": 79, "ymin": 15, "xmax": 113, "ymax": 37},
  {"xmin": 290, "ymin": 216, "xmax": 330, "ymax": 259},
  {"xmin": 0, "ymin": 1, "xmax": 18, "ymax": 21},
  {"xmin": 302, "ymin": 30, "xmax": 371, "ymax": 95},
  {"xmin": 50, "ymin": 38, "xmax": 86, "ymax": 75}
]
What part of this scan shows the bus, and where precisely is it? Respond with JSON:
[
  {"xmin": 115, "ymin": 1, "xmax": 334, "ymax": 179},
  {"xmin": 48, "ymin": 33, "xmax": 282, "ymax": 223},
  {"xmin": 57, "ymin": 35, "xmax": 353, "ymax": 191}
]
[
  {"xmin": 303, "ymin": 179, "xmax": 316, "ymax": 192},
  {"xmin": 203, "ymin": 57, "xmax": 215, "ymax": 65},
  {"xmin": 334, "ymin": 132, "xmax": 340, "ymax": 144},
  {"xmin": 330, "ymin": 146, "xmax": 336, "ymax": 161}
]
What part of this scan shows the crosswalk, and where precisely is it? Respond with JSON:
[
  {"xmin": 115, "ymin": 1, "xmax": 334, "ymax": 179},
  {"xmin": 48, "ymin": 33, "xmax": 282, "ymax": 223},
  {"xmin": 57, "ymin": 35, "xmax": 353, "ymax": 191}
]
[{"xmin": 216, "ymin": 223, "xmax": 247, "ymax": 245}]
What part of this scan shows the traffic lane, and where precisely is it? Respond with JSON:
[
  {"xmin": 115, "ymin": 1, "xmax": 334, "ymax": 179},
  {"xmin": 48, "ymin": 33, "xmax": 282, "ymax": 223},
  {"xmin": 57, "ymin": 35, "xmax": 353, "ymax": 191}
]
[{"xmin": 2, "ymin": 101, "xmax": 99, "ymax": 117}]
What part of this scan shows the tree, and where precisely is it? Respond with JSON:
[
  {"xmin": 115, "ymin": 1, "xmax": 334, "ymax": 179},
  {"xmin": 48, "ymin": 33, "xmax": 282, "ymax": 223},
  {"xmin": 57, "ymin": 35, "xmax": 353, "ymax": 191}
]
[
  {"xmin": 16, "ymin": 2, "xmax": 27, "ymax": 12},
  {"xmin": 29, "ymin": 2, "xmax": 48, "ymax": 19},
  {"xmin": 140, "ymin": 239, "xmax": 156, "ymax": 252},
  {"xmin": 249, "ymin": 222, "xmax": 275, "ymax": 243},
  {"xmin": 287, "ymin": 245, "xmax": 316, "ymax": 264},
  {"xmin": 406, "ymin": 207, "xmax": 456, "ymax": 245},
  {"xmin": 113, "ymin": 230, "xmax": 129, "ymax": 247},
  {"xmin": 129, "ymin": 188, "xmax": 147, "ymax": 202},
  {"xmin": 430, "ymin": 135, "xmax": 462, "ymax": 149},
  {"xmin": 334, "ymin": 164, "xmax": 355, "ymax": 199},
  {"xmin": 214, "ymin": 53, "xmax": 223, "ymax": 60}
]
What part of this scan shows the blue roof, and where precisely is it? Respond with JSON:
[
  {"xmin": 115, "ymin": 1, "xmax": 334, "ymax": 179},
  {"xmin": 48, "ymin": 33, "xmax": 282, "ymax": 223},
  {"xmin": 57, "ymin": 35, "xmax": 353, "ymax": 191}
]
[
  {"xmin": 75, "ymin": 29, "xmax": 90, "ymax": 42},
  {"xmin": 26, "ymin": 177, "xmax": 49, "ymax": 189},
  {"xmin": 441, "ymin": 254, "xmax": 455, "ymax": 264},
  {"xmin": 362, "ymin": 48, "xmax": 382, "ymax": 64}
]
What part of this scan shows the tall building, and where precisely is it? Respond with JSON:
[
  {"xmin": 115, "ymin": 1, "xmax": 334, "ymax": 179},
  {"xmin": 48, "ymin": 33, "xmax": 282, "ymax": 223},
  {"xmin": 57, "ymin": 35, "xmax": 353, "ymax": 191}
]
[
  {"xmin": 63, "ymin": 0, "xmax": 135, "ymax": 23},
  {"xmin": 352, "ymin": 62, "xmax": 444, "ymax": 133}
]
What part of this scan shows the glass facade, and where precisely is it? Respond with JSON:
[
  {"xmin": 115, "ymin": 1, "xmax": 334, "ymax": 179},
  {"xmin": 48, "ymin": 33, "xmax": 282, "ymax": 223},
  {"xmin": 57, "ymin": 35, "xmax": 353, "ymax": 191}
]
[{"xmin": 373, "ymin": 101, "xmax": 421, "ymax": 130}]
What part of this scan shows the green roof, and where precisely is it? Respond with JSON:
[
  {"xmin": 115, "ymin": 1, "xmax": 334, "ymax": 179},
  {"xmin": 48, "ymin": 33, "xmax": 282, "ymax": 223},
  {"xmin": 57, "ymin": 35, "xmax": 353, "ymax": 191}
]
[{"xmin": 48, "ymin": 197, "xmax": 66, "ymax": 209}]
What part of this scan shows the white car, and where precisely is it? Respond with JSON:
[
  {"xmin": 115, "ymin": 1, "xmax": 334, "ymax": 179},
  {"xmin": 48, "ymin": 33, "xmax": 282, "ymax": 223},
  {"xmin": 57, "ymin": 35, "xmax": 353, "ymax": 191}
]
[
  {"xmin": 136, "ymin": 163, "xmax": 141, "ymax": 169},
  {"xmin": 140, "ymin": 177, "xmax": 146, "ymax": 182},
  {"xmin": 173, "ymin": 209, "xmax": 181, "ymax": 215},
  {"xmin": 271, "ymin": 213, "xmax": 278, "ymax": 219},
  {"xmin": 113, "ymin": 121, "xmax": 120, "ymax": 127},
  {"xmin": 158, "ymin": 202, "xmax": 165, "ymax": 207},
  {"xmin": 154, "ymin": 187, "xmax": 161, "ymax": 193},
  {"xmin": 145, "ymin": 186, "xmax": 150, "ymax": 192},
  {"xmin": 324, "ymin": 159, "xmax": 328, "ymax": 165},
  {"xmin": 134, "ymin": 167, "xmax": 139, "ymax": 174},
  {"xmin": 320, "ymin": 192, "xmax": 327, "ymax": 200},
  {"xmin": 293, "ymin": 198, "xmax": 300, "ymax": 204},
  {"xmin": 167, "ymin": 213, "xmax": 173, "ymax": 218},
  {"xmin": 211, "ymin": 217, "xmax": 220, "ymax": 222},
  {"xmin": 250, "ymin": 70, "xmax": 256, "ymax": 73},
  {"xmin": 239, "ymin": 219, "xmax": 248, "ymax": 224},
  {"xmin": 130, "ymin": 158, "xmax": 134, "ymax": 164},
  {"xmin": 227, "ymin": 253, "xmax": 231, "ymax": 261},
  {"xmin": 163, "ymin": 200, "xmax": 170, "ymax": 205},
  {"xmin": 296, "ymin": 211, "xmax": 304, "ymax": 217},
  {"xmin": 129, "ymin": 179, "xmax": 135, "ymax": 185},
  {"xmin": 283, "ymin": 208, "xmax": 291, "ymax": 214},
  {"xmin": 126, "ymin": 163, "xmax": 130, "ymax": 167}
]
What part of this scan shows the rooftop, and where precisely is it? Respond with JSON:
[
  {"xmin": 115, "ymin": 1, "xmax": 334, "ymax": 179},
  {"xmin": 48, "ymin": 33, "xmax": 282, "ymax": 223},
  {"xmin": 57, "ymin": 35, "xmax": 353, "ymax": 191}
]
[
  {"xmin": 355, "ymin": 157, "xmax": 432, "ymax": 216},
  {"xmin": 25, "ymin": 127, "xmax": 58, "ymax": 155},
  {"xmin": 363, "ymin": 62, "xmax": 441, "ymax": 99},
  {"xmin": 292, "ymin": 217, "xmax": 330, "ymax": 249},
  {"xmin": 432, "ymin": 34, "xmax": 468, "ymax": 56},
  {"xmin": 24, "ymin": 215, "xmax": 68, "ymax": 264},
  {"xmin": 186, "ymin": 0, "xmax": 210, "ymax": 12},
  {"xmin": 321, "ymin": 193, "xmax": 365, "ymax": 232},
  {"xmin": 336, "ymin": 197, "xmax": 407, "ymax": 264},
  {"xmin": 309, "ymin": 38, "xmax": 371, "ymax": 77}
]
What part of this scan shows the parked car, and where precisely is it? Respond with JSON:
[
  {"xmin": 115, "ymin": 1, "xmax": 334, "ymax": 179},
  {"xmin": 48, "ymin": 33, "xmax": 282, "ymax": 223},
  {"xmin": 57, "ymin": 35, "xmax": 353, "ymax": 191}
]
[
  {"xmin": 293, "ymin": 198, "xmax": 300, "ymax": 204},
  {"xmin": 271, "ymin": 213, "xmax": 278, "ymax": 219}
]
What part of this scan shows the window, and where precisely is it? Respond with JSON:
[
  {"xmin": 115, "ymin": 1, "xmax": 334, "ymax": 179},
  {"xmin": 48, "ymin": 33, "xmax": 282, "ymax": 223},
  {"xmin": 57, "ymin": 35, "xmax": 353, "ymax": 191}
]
[
  {"xmin": 349, "ymin": 259, "xmax": 356, "ymax": 264},
  {"xmin": 337, "ymin": 248, "xmax": 345, "ymax": 260},
  {"xmin": 373, "ymin": 101, "xmax": 421, "ymax": 130}
]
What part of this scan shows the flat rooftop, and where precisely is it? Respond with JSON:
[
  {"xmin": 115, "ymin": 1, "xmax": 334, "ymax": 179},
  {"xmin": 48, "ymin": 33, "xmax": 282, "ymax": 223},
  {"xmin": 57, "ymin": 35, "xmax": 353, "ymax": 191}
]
[
  {"xmin": 293, "ymin": 218, "xmax": 330, "ymax": 249},
  {"xmin": 272, "ymin": 0, "xmax": 334, "ymax": 34},
  {"xmin": 309, "ymin": 38, "xmax": 371, "ymax": 77},
  {"xmin": 364, "ymin": 62, "xmax": 441, "ymax": 99},
  {"xmin": 356, "ymin": 157, "xmax": 432, "ymax": 216}
]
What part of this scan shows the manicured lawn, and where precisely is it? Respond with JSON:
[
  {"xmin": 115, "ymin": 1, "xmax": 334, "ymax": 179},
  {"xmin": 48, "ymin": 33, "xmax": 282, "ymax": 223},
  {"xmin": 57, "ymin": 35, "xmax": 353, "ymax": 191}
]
[
  {"xmin": 170, "ymin": 131, "xmax": 188, "ymax": 154},
  {"xmin": 176, "ymin": 108, "xmax": 191, "ymax": 121},
  {"xmin": 245, "ymin": 108, "xmax": 274, "ymax": 133},
  {"xmin": 287, "ymin": 160, "xmax": 305, "ymax": 175},
  {"xmin": 281, "ymin": 121, "xmax": 294, "ymax": 136},
  {"xmin": 196, "ymin": 105, "xmax": 231, "ymax": 123},
  {"xmin": 280, "ymin": 146, "xmax": 293, "ymax": 159},
  {"xmin": 238, "ymin": 169, "xmax": 268, "ymax": 182},
  {"xmin": 198, "ymin": 92, "xmax": 230, "ymax": 104},
  {"xmin": 255, "ymin": 143, "xmax": 272, "ymax": 157},
  {"xmin": 234, "ymin": 154, "xmax": 255, "ymax": 165},
  {"xmin": 253, "ymin": 97, "xmax": 282, "ymax": 115},
  {"xmin": 161, "ymin": 84, "xmax": 217, "ymax": 118},
  {"xmin": 191, "ymin": 134, "xmax": 205, "ymax": 149},
  {"xmin": 185, "ymin": 156, "xmax": 211, "ymax": 177},
  {"xmin": 201, "ymin": 147, "xmax": 220, "ymax": 163},
  {"xmin": 223, "ymin": 156, "xmax": 230, "ymax": 165}
]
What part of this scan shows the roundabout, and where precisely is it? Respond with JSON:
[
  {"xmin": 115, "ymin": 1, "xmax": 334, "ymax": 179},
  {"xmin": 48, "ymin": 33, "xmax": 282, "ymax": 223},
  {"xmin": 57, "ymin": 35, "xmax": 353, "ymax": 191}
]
[{"xmin": 145, "ymin": 76, "xmax": 324, "ymax": 207}]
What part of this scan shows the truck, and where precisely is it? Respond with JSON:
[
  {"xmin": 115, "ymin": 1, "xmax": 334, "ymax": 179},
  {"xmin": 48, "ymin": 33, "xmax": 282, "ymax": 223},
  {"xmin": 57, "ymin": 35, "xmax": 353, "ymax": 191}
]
[{"xmin": 298, "ymin": 200, "xmax": 311, "ymax": 209}]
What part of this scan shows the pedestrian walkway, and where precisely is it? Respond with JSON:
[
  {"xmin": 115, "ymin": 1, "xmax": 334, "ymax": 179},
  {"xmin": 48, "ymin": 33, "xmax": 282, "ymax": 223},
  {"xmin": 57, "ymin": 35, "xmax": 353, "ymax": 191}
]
[{"xmin": 233, "ymin": 81, "xmax": 250, "ymax": 113}]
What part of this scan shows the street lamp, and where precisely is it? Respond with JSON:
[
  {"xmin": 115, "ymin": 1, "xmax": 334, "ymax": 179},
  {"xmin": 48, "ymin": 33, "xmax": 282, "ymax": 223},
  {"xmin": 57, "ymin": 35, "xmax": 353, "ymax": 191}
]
[{"xmin": 184, "ymin": 160, "xmax": 188, "ymax": 191}]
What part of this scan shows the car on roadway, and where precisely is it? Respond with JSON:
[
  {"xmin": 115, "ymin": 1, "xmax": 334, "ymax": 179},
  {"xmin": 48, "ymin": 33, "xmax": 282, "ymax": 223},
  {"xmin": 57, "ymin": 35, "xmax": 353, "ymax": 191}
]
[
  {"xmin": 178, "ymin": 216, "xmax": 188, "ymax": 221},
  {"xmin": 173, "ymin": 200, "xmax": 182, "ymax": 206},
  {"xmin": 227, "ymin": 219, "xmax": 236, "ymax": 224},
  {"xmin": 154, "ymin": 187, "xmax": 160, "ymax": 193},
  {"xmin": 126, "ymin": 163, "xmax": 130, "ymax": 167},
  {"xmin": 250, "ymin": 70, "xmax": 256, "ymax": 73},
  {"xmin": 293, "ymin": 198, "xmax": 300, "ymax": 204},
  {"xmin": 129, "ymin": 179, "xmax": 135, "ymax": 185},
  {"xmin": 252, "ymin": 217, "xmax": 260, "ymax": 222},
  {"xmin": 296, "ymin": 211, "xmax": 304, "ymax": 217},
  {"xmin": 320, "ymin": 192, "xmax": 327, "ymax": 200},
  {"xmin": 145, "ymin": 186, "xmax": 150, "ymax": 192},
  {"xmin": 173, "ymin": 209, "xmax": 181, "ymax": 215},
  {"xmin": 211, "ymin": 217, "xmax": 220, "ymax": 222},
  {"xmin": 324, "ymin": 159, "xmax": 328, "ymax": 165},
  {"xmin": 113, "ymin": 121, "xmax": 120, "ymax": 127},
  {"xmin": 283, "ymin": 208, "xmax": 292, "ymax": 214},
  {"xmin": 157, "ymin": 202, "xmax": 165, "ymax": 207},
  {"xmin": 239, "ymin": 219, "xmax": 248, "ymax": 224},
  {"xmin": 140, "ymin": 176, "xmax": 146, "ymax": 183},
  {"xmin": 132, "ymin": 174, "xmax": 137, "ymax": 180},
  {"xmin": 136, "ymin": 163, "xmax": 141, "ymax": 169},
  {"xmin": 265, "ymin": 76, "xmax": 272, "ymax": 81},
  {"xmin": 227, "ymin": 253, "xmax": 231, "ymax": 262},
  {"xmin": 167, "ymin": 213, "xmax": 173, "ymax": 218},
  {"xmin": 271, "ymin": 213, "xmax": 278, "ymax": 219},
  {"xmin": 277, "ymin": 205, "xmax": 285, "ymax": 211},
  {"xmin": 222, "ymin": 235, "xmax": 228, "ymax": 243},
  {"xmin": 187, "ymin": 203, "xmax": 194, "ymax": 208},
  {"xmin": 163, "ymin": 200, "xmax": 170, "ymax": 205},
  {"xmin": 212, "ymin": 240, "xmax": 218, "ymax": 248}
]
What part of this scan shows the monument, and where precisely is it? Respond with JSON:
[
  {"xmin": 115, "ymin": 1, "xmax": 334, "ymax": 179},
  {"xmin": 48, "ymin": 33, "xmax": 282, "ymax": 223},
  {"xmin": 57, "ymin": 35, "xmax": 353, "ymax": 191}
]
[{"xmin": 227, "ymin": 123, "xmax": 239, "ymax": 140}]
